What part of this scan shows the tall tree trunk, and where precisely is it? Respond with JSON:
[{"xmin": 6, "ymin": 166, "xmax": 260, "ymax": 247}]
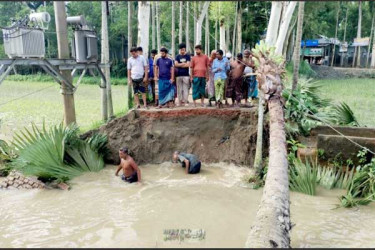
[
  {"xmin": 292, "ymin": 1, "xmax": 304, "ymax": 91},
  {"xmin": 219, "ymin": 19, "xmax": 226, "ymax": 52},
  {"xmin": 128, "ymin": 1, "xmax": 133, "ymax": 57},
  {"xmin": 265, "ymin": 1, "xmax": 282, "ymax": 46},
  {"xmin": 215, "ymin": 19, "xmax": 218, "ymax": 50},
  {"xmin": 236, "ymin": 2, "xmax": 242, "ymax": 54},
  {"xmin": 156, "ymin": 1, "xmax": 161, "ymax": 50},
  {"xmin": 366, "ymin": 13, "xmax": 374, "ymax": 68},
  {"xmin": 356, "ymin": 1, "xmax": 362, "ymax": 68},
  {"xmin": 152, "ymin": 1, "xmax": 156, "ymax": 50},
  {"xmin": 232, "ymin": 2, "xmax": 238, "ymax": 56},
  {"xmin": 275, "ymin": 2, "xmax": 297, "ymax": 55},
  {"xmin": 193, "ymin": 1, "xmax": 197, "ymax": 47},
  {"xmin": 171, "ymin": 1, "xmax": 176, "ymax": 57},
  {"xmin": 127, "ymin": 1, "xmax": 133, "ymax": 110},
  {"xmin": 253, "ymin": 92, "xmax": 264, "ymax": 177},
  {"xmin": 226, "ymin": 25, "xmax": 230, "ymax": 53},
  {"xmin": 341, "ymin": 5, "xmax": 349, "ymax": 67},
  {"xmin": 195, "ymin": 1, "xmax": 210, "ymax": 46},
  {"xmin": 246, "ymin": 43, "xmax": 290, "ymax": 247},
  {"xmin": 137, "ymin": 1, "xmax": 150, "ymax": 57},
  {"xmin": 205, "ymin": 14, "xmax": 209, "ymax": 53},
  {"xmin": 179, "ymin": 1, "xmax": 183, "ymax": 44},
  {"xmin": 283, "ymin": 17, "xmax": 297, "ymax": 59},
  {"xmin": 372, "ymin": 17, "xmax": 375, "ymax": 68},
  {"xmin": 331, "ymin": 2, "xmax": 340, "ymax": 67},
  {"xmin": 102, "ymin": 1, "xmax": 114, "ymax": 119},
  {"xmin": 185, "ymin": 1, "xmax": 190, "ymax": 53}
]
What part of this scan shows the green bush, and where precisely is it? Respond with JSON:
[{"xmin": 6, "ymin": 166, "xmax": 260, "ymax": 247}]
[
  {"xmin": 289, "ymin": 159, "xmax": 318, "ymax": 196},
  {"xmin": 12, "ymin": 122, "xmax": 107, "ymax": 182}
]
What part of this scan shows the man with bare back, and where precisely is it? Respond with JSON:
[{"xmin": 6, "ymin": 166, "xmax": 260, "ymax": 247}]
[
  {"xmin": 229, "ymin": 53, "xmax": 246, "ymax": 107},
  {"xmin": 115, "ymin": 147, "xmax": 141, "ymax": 183}
]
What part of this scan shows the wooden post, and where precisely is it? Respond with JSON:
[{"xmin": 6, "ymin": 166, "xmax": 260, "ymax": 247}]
[{"xmin": 53, "ymin": 1, "xmax": 76, "ymax": 126}]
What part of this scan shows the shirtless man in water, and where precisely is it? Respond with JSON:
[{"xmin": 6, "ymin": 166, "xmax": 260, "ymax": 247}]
[{"xmin": 115, "ymin": 147, "xmax": 141, "ymax": 183}]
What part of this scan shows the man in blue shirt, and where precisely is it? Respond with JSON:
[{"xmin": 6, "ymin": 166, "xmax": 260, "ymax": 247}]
[
  {"xmin": 148, "ymin": 49, "xmax": 157, "ymax": 105},
  {"xmin": 172, "ymin": 151, "xmax": 201, "ymax": 174},
  {"xmin": 211, "ymin": 49, "xmax": 230, "ymax": 108},
  {"xmin": 155, "ymin": 48, "xmax": 175, "ymax": 108}
]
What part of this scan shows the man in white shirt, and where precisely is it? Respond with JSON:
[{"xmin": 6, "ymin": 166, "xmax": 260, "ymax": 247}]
[{"xmin": 127, "ymin": 47, "xmax": 149, "ymax": 109}]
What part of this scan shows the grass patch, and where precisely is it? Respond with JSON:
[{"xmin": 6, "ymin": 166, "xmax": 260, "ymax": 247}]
[
  {"xmin": 0, "ymin": 80, "xmax": 128, "ymax": 141},
  {"xmin": 6, "ymin": 74, "xmax": 127, "ymax": 86},
  {"xmin": 318, "ymin": 78, "xmax": 375, "ymax": 127}
]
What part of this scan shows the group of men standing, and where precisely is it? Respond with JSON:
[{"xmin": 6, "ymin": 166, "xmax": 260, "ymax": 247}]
[{"xmin": 127, "ymin": 44, "xmax": 258, "ymax": 109}]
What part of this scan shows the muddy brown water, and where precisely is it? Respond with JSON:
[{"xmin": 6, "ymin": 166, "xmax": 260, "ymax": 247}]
[{"xmin": 1, "ymin": 163, "xmax": 375, "ymax": 248}]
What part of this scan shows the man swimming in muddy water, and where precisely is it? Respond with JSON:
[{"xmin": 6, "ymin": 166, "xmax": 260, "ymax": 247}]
[
  {"xmin": 172, "ymin": 151, "xmax": 201, "ymax": 174},
  {"xmin": 115, "ymin": 147, "xmax": 142, "ymax": 183}
]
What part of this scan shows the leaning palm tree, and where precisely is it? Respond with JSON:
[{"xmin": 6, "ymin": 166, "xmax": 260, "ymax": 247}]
[{"xmin": 245, "ymin": 41, "xmax": 291, "ymax": 248}]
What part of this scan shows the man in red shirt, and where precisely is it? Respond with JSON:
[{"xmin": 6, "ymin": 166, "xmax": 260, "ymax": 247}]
[{"xmin": 190, "ymin": 45, "xmax": 210, "ymax": 107}]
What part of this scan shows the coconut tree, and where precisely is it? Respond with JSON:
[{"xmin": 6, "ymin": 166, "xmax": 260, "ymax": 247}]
[
  {"xmin": 179, "ymin": 1, "xmax": 183, "ymax": 44},
  {"xmin": 185, "ymin": 1, "xmax": 190, "ymax": 52},
  {"xmin": 330, "ymin": 2, "xmax": 340, "ymax": 67},
  {"xmin": 171, "ymin": 2, "xmax": 175, "ymax": 57},
  {"xmin": 127, "ymin": 1, "xmax": 133, "ymax": 109},
  {"xmin": 246, "ymin": 41, "xmax": 291, "ymax": 248},
  {"xmin": 137, "ymin": 1, "xmax": 150, "ymax": 57},
  {"xmin": 152, "ymin": 2, "xmax": 156, "ymax": 50},
  {"xmin": 156, "ymin": 1, "xmax": 161, "ymax": 50},
  {"xmin": 292, "ymin": 1, "xmax": 305, "ymax": 91}
]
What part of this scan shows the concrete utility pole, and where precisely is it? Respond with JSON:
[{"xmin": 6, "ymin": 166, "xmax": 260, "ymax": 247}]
[
  {"xmin": 53, "ymin": 1, "xmax": 76, "ymax": 126},
  {"xmin": 102, "ymin": 1, "xmax": 113, "ymax": 119}
]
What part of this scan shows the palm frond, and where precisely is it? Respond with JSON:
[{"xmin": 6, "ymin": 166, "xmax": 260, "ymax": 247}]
[
  {"xmin": 332, "ymin": 102, "xmax": 360, "ymax": 127},
  {"xmin": 289, "ymin": 159, "xmax": 318, "ymax": 196}
]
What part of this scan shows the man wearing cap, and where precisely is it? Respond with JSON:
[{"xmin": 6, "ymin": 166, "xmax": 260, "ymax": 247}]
[
  {"xmin": 172, "ymin": 151, "xmax": 201, "ymax": 174},
  {"xmin": 115, "ymin": 147, "xmax": 142, "ymax": 183}
]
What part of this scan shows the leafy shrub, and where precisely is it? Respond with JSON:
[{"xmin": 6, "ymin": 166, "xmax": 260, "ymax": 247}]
[
  {"xmin": 286, "ymin": 60, "xmax": 317, "ymax": 78},
  {"xmin": 283, "ymin": 78, "xmax": 360, "ymax": 136},
  {"xmin": 289, "ymin": 159, "xmax": 318, "ymax": 196},
  {"xmin": 12, "ymin": 122, "xmax": 107, "ymax": 182}
]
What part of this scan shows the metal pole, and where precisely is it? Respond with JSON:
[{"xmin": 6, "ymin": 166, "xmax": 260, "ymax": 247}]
[{"xmin": 53, "ymin": 1, "xmax": 76, "ymax": 126}]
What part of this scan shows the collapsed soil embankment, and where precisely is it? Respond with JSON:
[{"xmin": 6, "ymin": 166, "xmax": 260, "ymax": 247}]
[{"xmin": 82, "ymin": 108, "xmax": 268, "ymax": 166}]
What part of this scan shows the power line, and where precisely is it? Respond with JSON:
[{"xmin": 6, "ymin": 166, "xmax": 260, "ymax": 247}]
[{"xmin": 0, "ymin": 84, "xmax": 56, "ymax": 107}]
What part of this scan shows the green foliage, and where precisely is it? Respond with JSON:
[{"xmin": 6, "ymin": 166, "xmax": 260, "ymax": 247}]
[
  {"xmin": 86, "ymin": 133, "xmax": 108, "ymax": 157},
  {"xmin": 252, "ymin": 40, "xmax": 285, "ymax": 68},
  {"xmin": 289, "ymin": 159, "xmax": 318, "ymax": 196},
  {"xmin": 339, "ymin": 148, "xmax": 375, "ymax": 208},
  {"xmin": 317, "ymin": 166, "xmax": 337, "ymax": 190},
  {"xmin": 286, "ymin": 61, "xmax": 317, "ymax": 78},
  {"xmin": 331, "ymin": 102, "xmax": 361, "ymax": 127},
  {"xmin": 0, "ymin": 139, "xmax": 17, "ymax": 163},
  {"xmin": 12, "ymin": 122, "xmax": 106, "ymax": 182},
  {"xmin": 283, "ymin": 78, "xmax": 360, "ymax": 136},
  {"xmin": 335, "ymin": 168, "xmax": 355, "ymax": 190}
]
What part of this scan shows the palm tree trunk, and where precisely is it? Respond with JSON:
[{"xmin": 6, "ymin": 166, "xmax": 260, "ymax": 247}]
[
  {"xmin": 232, "ymin": 2, "xmax": 238, "ymax": 56},
  {"xmin": 265, "ymin": 1, "xmax": 282, "ymax": 46},
  {"xmin": 356, "ymin": 1, "xmax": 362, "ymax": 68},
  {"xmin": 253, "ymin": 92, "xmax": 264, "ymax": 176},
  {"xmin": 156, "ymin": 1, "xmax": 161, "ymax": 50},
  {"xmin": 205, "ymin": 14, "xmax": 209, "ymax": 53},
  {"xmin": 179, "ymin": 1, "xmax": 183, "ymax": 44},
  {"xmin": 215, "ymin": 19, "xmax": 218, "ymax": 50},
  {"xmin": 193, "ymin": 1, "xmax": 197, "ymax": 46},
  {"xmin": 171, "ymin": 2, "xmax": 176, "ymax": 58},
  {"xmin": 292, "ymin": 1, "xmax": 305, "ymax": 91},
  {"xmin": 331, "ymin": 2, "xmax": 340, "ymax": 67},
  {"xmin": 341, "ymin": 5, "xmax": 349, "ymax": 67},
  {"xmin": 226, "ymin": 25, "xmax": 230, "ymax": 53},
  {"xmin": 152, "ymin": 1, "xmax": 156, "ymax": 50},
  {"xmin": 185, "ymin": 1, "xmax": 190, "ymax": 52},
  {"xmin": 246, "ymin": 96, "xmax": 290, "ymax": 248},
  {"xmin": 137, "ymin": 1, "xmax": 150, "ymax": 57},
  {"xmin": 101, "ymin": 1, "xmax": 114, "ymax": 118},
  {"xmin": 366, "ymin": 13, "xmax": 374, "ymax": 68},
  {"xmin": 127, "ymin": 1, "xmax": 133, "ymax": 110},
  {"xmin": 275, "ymin": 2, "xmax": 297, "ymax": 55},
  {"xmin": 236, "ymin": 2, "xmax": 242, "ymax": 54},
  {"xmin": 219, "ymin": 19, "xmax": 226, "ymax": 52}
]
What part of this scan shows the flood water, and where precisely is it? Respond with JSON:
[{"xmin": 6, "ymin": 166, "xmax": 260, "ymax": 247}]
[{"xmin": 1, "ymin": 163, "xmax": 375, "ymax": 248}]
